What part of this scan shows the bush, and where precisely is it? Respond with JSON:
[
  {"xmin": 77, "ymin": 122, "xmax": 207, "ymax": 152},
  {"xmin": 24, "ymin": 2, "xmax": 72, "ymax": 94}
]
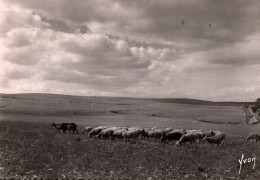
[{"xmin": 255, "ymin": 98, "xmax": 260, "ymax": 110}]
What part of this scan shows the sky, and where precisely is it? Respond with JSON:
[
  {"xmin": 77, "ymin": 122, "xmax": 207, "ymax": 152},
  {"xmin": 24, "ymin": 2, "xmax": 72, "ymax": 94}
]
[{"xmin": 0, "ymin": 0, "xmax": 260, "ymax": 101}]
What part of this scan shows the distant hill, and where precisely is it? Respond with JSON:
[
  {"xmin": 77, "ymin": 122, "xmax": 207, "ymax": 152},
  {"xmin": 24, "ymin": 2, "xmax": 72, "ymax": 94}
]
[
  {"xmin": 151, "ymin": 98, "xmax": 251, "ymax": 106},
  {"xmin": 0, "ymin": 93, "xmax": 252, "ymax": 106},
  {"xmin": 0, "ymin": 93, "xmax": 247, "ymax": 125}
]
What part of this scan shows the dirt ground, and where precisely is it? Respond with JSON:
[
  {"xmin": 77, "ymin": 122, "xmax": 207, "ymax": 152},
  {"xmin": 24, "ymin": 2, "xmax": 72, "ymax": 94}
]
[{"xmin": 0, "ymin": 121, "xmax": 259, "ymax": 179}]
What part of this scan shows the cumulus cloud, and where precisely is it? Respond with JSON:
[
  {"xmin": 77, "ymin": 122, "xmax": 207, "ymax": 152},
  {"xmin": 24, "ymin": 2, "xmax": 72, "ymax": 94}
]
[{"xmin": 1, "ymin": 0, "xmax": 260, "ymax": 101}]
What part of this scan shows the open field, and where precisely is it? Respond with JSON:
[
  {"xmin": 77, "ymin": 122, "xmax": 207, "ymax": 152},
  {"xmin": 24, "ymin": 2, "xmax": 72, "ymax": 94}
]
[{"xmin": 0, "ymin": 93, "xmax": 260, "ymax": 179}]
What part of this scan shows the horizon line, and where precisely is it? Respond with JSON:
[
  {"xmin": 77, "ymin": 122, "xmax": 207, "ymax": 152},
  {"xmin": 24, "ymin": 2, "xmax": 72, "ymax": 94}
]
[{"xmin": 0, "ymin": 92, "xmax": 254, "ymax": 103}]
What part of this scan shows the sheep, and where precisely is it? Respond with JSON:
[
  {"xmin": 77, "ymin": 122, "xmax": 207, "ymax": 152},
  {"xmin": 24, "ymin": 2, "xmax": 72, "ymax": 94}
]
[
  {"xmin": 202, "ymin": 132, "xmax": 226, "ymax": 146},
  {"xmin": 141, "ymin": 128, "xmax": 154, "ymax": 140},
  {"xmin": 122, "ymin": 129, "xmax": 144, "ymax": 141},
  {"xmin": 246, "ymin": 132, "xmax": 260, "ymax": 142},
  {"xmin": 142, "ymin": 130, "xmax": 161, "ymax": 141},
  {"xmin": 185, "ymin": 129, "xmax": 203, "ymax": 134},
  {"xmin": 59, "ymin": 123, "xmax": 70, "ymax": 133},
  {"xmin": 52, "ymin": 123, "xmax": 78, "ymax": 133},
  {"xmin": 164, "ymin": 127, "xmax": 173, "ymax": 131},
  {"xmin": 51, "ymin": 122, "xmax": 62, "ymax": 132},
  {"xmin": 88, "ymin": 126, "xmax": 112, "ymax": 138},
  {"xmin": 183, "ymin": 129, "xmax": 211, "ymax": 143},
  {"xmin": 98, "ymin": 126, "xmax": 126, "ymax": 139},
  {"xmin": 151, "ymin": 127, "xmax": 158, "ymax": 131},
  {"xmin": 112, "ymin": 129, "xmax": 128, "ymax": 141},
  {"xmin": 158, "ymin": 128, "xmax": 175, "ymax": 138},
  {"xmin": 161, "ymin": 131, "xmax": 183, "ymax": 143},
  {"xmin": 128, "ymin": 126, "xmax": 142, "ymax": 131},
  {"xmin": 82, "ymin": 127, "xmax": 93, "ymax": 134},
  {"xmin": 190, "ymin": 132, "xmax": 203, "ymax": 142},
  {"xmin": 176, "ymin": 133, "xmax": 198, "ymax": 147},
  {"xmin": 67, "ymin": 123, "xmax": 78, "ymax": 133},
  {"xmin": 203, "ymin": 130, "xmax": 215, "ymax": 138},
  {"xmin": 194, "ymin": 130, "xmax": 215, "ymax": 143}
]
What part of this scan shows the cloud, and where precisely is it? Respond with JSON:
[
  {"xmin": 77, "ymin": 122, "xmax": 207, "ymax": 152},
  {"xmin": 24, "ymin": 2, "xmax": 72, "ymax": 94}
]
[{"xmin": 1, "ymin": 0, "xmax": 260, "ymax": 101}]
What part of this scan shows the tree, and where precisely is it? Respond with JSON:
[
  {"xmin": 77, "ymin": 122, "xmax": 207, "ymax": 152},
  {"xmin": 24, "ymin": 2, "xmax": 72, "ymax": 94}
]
[{"xmin": 255, "ymin": 98, "xmax": 260, "ymax": 110}]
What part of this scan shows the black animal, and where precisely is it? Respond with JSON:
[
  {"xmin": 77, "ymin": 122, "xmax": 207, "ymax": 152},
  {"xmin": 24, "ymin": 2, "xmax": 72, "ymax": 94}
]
[
  {"xmin": 160, "ymin": 131, "xmax": 183, "ymax": 143},
  {"xmin": 51, "ymin": 123, "xmax": 63, "ymax": 132},
  {"xmin": 52, "ymin": 122, "xmax": 78, "ymax": 133}
]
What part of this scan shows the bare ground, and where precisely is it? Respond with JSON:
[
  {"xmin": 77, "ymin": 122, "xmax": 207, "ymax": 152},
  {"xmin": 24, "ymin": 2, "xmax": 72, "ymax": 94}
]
[{"xmin": 0, "ymin": 121, "xmax": 260, "ymax": 179}]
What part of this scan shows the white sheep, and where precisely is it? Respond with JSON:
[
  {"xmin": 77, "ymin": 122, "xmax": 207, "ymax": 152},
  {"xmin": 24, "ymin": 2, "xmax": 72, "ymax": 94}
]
[
  {"xmin": 202, "ymin": 132, "xmax": 226, "ymax": 146},
  {"xmin": 88, "ymin": 126, "xmax": 112, "ymax": 138},
  {"xmin": 203, "ymin": 130, "xmax": 215, "ymax": 138},
  {"xmin": 183, "ymin": 129, "xmax": 209, "ymax": 143},
  {"xmin": 143, "ymin": 130, "xmax": 161, "ymax": 141},
  {"xmin": 97, "ymin": 126, "xmax": 118, "ymax": 139},
  {"xmin": 176, "ymin": 133, "xmax": 198, "ymax": 147},
  {"xmin": 128, "ymin": 126, "xmax": 142, "ymax": 131},
  {"xmin": 98, "ymin": 127, "xmax": 128, "ymax": 139},
  {"xmin": 151, "ymin": 127, "xmax": 158, "ymax": 131},
  {"xmin": 185, "ymin": 129, "xmax": 203, "ymax": 134},
  {"xmin": 112, "ymin": 129, "xmax": 128, "ymax": 141},
  {"xmin": 246, "ymin": 132, "xmax": 260, "ymax": 142},
  {"xmin": 165, "ymin": 127, "xmax": 173, "ymax": 131},
  {"xmin": 158, "ymin": 128, "xmax": 174, "ymax": 138},
  {"xmin": 82, "ymin": 126, "xmax": 93, "ymax": 134},
  {"xmin": 122, "ymin": 129, "xmax": 144, "ymax": 141}
]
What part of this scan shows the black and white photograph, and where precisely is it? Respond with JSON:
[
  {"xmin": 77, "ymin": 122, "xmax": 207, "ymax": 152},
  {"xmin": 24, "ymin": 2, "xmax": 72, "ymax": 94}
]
[{"xmin": 0, "ymin": 0, "xmax": 260, "ymax": 179}]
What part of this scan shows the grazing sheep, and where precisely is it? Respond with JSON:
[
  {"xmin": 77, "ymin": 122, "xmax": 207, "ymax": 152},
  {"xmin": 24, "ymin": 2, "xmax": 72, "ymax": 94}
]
[
  {"xmin": 164, "ymin": 127, "xmax": 173, "ymax": 131},
  {"xmin": 173, "ymin": 129, "xmax": 187, "ymax": 134},
  {"xmin": 246, "ymin": 132, "xmax": 260, "ymax": 142},
  {"xmin": 203, "ymin": 130, "xmax": 215, "ymax": 138},
  {"xmin": 88, "ymin": 126, "xmax": 112, "ymax": 138},
  {"xmin": 67, "ymin": 123, "xmax": 78, "ymax": 133},
  {"xmin": 128, "ymin": 126, "xmax": 142, "ymax": 131},
  {"xmin": 161, "ymin": 131, "xmax": 183, "ymax": 143},
  {"xmin": 202, "ymin": 132, "xmax": 226, "ymax": 146},
  {"xmin": 98, "ymin": 126, "xmax": 126, "ymax": 139},
  {"xmin": 52, "ymin": 123, "xmax": 78, "ymax": 133},
  {"xmin": 194, "ymin": 131, "xmax": 214, "ymax": 143},
  {"xmin": 59, "ymin": 123, "xmax": 70, "ymax": 133},
  {"xmin": 142, "ymin": 130, "xmax": 161, "ymax": 141},
  {"xmin": 176, "ymin": 133, "xmax": 198, "ymax": 147},
  {"xmin": 158, "ymin": 128, "xmax": 175, "ymax": 138},
  {"xmin": 82, "ymin": 127, "xmax": 93, "ymax": 134},
  {"xmin": 112, "ymin": 129, "xmax": 128, "ymax": 141},
  {"xmin": 151, "ymin": 127, "xmax": 158, "ymax": 131},
  {"xmin": 122, "ymin": 129, "xmax": 144, "ymax": 141},
  {"xmin": 191, "ymin": 132, "xmax": 203, "ymax": 142},
  {"xmin": 183, "ymin": 129, "xmax": 210, "ymax": 143},
  {"xmin": 185, "ymin": 129, "xmax": 203, "ymax": 134},
  {"xmin": 141, "ymin": 128, "xmax": 150, "ymax": 140},
  {"xmin": 51, "ymin": 123, "xmax": 62, "ymax": 132}
]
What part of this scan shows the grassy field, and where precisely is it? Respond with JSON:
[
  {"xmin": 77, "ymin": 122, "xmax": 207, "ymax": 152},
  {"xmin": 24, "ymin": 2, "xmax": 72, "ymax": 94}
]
[{"xmin": 0, "ymin": 93, "xmax": 260, "ymax": 179}]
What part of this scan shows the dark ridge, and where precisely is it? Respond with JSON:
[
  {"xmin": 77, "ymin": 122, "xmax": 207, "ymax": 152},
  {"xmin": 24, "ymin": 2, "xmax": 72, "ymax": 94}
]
[
  {"xmin": 195, "ymin": 118, "xmax": 241, "ymax": 125},
  {"xmin": 0, "ymin": 93, "xmax": 253, "ymax": 106},
  {"xmin": 152, "ymin": 98, "xmax": 252, "ymax": 106}
]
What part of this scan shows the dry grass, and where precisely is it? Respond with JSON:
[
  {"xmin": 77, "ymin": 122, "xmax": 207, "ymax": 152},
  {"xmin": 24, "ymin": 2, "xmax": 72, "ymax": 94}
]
[
  {"xmin": 0, "ymin": 121, "xmax": 260, "ymax": 179},
  {"xmin": 0, "ymin": 94, "xmax": 259, "ymax": 179}
]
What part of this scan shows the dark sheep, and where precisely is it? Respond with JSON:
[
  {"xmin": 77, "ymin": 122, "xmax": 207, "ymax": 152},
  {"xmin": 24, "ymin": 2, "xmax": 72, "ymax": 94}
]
[
  {"xmin": 161, "ymin": 131, "xmax": 183, "ymax": 143},
  {"xmin": 52, "ymin": 123, "xmax": 78, "ymax": 133},
  {"xmin": 67, "ymin": 123, "xmax": 78, "ymax": 133},
  {"xmin": 246, "ymin": 132, "xmax": 260, "ymax": 142},
  {"xmin": 176, "ymin": 133, "xmax": 198, "ymax": 147},
  {"xmin": 51, "ymin": 122, "xmax": 62, "ymax": 132}
]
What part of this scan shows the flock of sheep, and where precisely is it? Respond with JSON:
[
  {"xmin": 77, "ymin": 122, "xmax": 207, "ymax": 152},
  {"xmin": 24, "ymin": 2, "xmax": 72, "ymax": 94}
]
[
  {"xmin": 52, "ymin": 123, "xmax": 260, "ymax": 147},
  {"xmin": 77, "ymin": 125, "xmax": 227, "ymax": 147}
]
